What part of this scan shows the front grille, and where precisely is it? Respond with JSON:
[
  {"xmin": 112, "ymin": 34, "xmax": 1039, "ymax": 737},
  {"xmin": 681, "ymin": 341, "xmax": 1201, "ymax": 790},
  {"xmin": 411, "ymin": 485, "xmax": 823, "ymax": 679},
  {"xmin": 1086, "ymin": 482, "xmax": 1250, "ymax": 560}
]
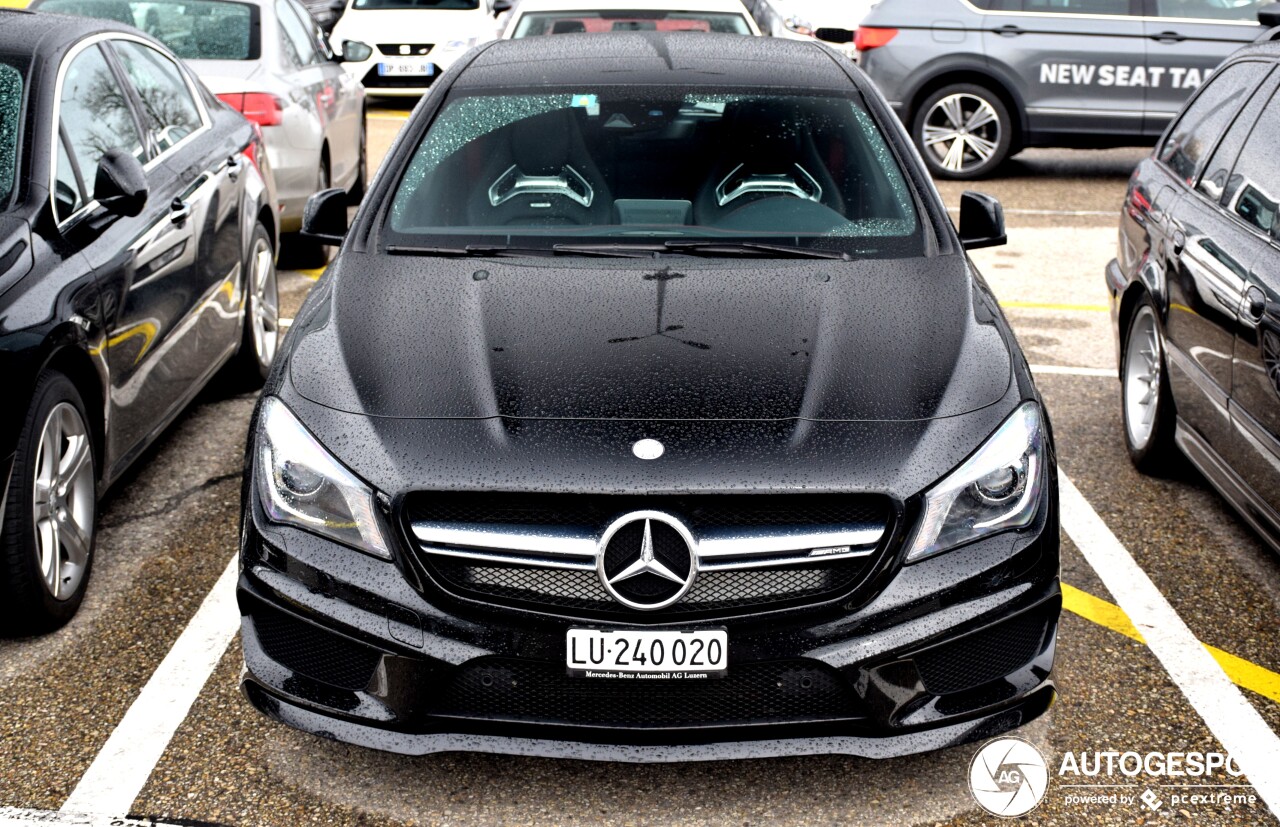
[
  {"xmin": 360, "ymin": 68, "xmax": 438, "ymax": 89},
  {"xmin": 434, "ymin": 658, "xmax": 858, "ymax": 727},
  {"xmin": 377, "ymin": 42, "xmax": 432, "ymax": 56},
  {"xmin": 433, "ymin": 559, "xmax": 869, "ymax": 617},
  {"xmin": 253, "ymin": 607, "xmax": 381, "ymax": 691},
  {"xmin": 405, "ymin": 492, "xmax": 886, "ymax": 532},
  {"xmin": 915, "ymin": 610, "xmax": 1051, "ymax": 695},
  {"xmin": 406, "ymin": 492, "xmax": 893, "ymax": 621}
]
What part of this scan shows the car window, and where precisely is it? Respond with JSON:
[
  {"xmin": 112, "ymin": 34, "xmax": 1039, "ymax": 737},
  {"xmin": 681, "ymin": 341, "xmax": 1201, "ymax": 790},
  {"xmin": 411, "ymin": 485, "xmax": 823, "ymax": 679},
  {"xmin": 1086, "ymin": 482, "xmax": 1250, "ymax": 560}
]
[
  {"xmin": 0, "ymin": 60, "xmax": 20, "ymax": 206},
  {"xmin": 277, "ymin": 0, "xmax": 319, "ymax": 65},
  {"xmin": 35, "ymin": 0, "xmax": 259, "ymax": 60},
  {"xmin": 513, "ymin": 11, "xmax": 755, "ymax": 36},
  {"xmin": 1158, "ymin": 60, "xmax": 1269, "ymax": 185},
  {"xmin": 388, "ymin": 88, "xmax": 923, "ymax": 258},
  {"xmin": 1196, "ymin": 66, "xmax": 1275, "ymax": 205},
  {"xmin": 1018, "ymin": 0, "xmax": 1132, "ymax": 14},
  {"xmin": 111, "ymin": 40, "xmax": 203, "ymax": 154},
  {"xmin": 55, "ymin": 44, "xmax": 146, "ymax": 222},
  {"xmin": 1218, "ymin": 88, "xmax": 1280, "ymax": 239},
  {"xmin": 1152, "ymin": 0, "xmax": 1269, "ymax": 21}
]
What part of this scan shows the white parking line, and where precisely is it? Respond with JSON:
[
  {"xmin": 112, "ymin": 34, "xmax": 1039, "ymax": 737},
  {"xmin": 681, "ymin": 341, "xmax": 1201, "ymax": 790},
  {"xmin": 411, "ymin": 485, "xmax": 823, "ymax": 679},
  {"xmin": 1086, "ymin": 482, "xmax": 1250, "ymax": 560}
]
[
  {"xmin": 0, "ymin": 807, "xmax": 187, "ymax": 826},
  {"xmin": 1058, "ymin": 472, "xmax": 1280, "ymax": 816},
  {"xmin": 59, "ymin": 556, "xmax": 240, "ymax": 816},
  {"xmin": 1030, "ymin": 364, "xmax": 1116, "ymax": 378}
]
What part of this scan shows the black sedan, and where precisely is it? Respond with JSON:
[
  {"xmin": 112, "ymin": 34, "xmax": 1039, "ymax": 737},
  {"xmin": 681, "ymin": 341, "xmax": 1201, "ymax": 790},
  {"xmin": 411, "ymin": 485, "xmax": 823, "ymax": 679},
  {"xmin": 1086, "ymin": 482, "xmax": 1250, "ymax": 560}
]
[
  {"xmin": 240, "ymin": 32, "xmax": 1060, "ymax": 760},
  {"xmin": 1108, "ymin": 41, "xmax": 1280, "ymax": 551},
  {"xmin": 0, "ymin": 10, "xmax": 279, "ymax": 632}
]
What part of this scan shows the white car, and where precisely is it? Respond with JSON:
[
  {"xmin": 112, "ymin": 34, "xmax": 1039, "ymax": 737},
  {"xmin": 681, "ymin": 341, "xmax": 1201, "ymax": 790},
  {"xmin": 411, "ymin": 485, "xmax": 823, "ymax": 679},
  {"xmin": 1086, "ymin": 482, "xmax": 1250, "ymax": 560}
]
[
  {"xmin": 331, "ymin": 0, "xmax": 508, "ymax": 96},
  {"xmin": 501, "ymin": 0, "xmax": 760, "ymax": 37},
  {"xmin": 742, "ymin": 0, "xmax": 876, "ymax": 58}
]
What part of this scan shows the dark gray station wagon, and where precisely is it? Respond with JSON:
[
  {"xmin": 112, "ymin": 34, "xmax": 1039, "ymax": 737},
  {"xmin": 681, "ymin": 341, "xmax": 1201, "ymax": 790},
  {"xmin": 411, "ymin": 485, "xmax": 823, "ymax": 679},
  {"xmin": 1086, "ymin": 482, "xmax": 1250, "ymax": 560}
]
[{"xmin": 858, "ymin": 0, "xmax": 1280, "ymax": 178}]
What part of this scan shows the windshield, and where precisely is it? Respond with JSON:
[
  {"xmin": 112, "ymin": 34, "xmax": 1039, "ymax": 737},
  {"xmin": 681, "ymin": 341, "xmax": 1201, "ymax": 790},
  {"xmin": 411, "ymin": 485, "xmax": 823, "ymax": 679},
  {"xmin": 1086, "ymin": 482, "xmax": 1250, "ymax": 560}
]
[
  {"xmin": 513, "ymin": 11, "xmax": 753, "ymax": 36},
  {"xmin": 352, "ymin": 0, "xmax": 478, "ymax": 9},
  {"xmin": 386, "ymin": 87, "xmax": 923, "ymax": 257},
  {"xmin": 35, "ymin": 0, "xmax": 258, "ymax": 60},
  {"xmin": 0, "ymin": 59, "xmax": 21, "ymax": 206}
]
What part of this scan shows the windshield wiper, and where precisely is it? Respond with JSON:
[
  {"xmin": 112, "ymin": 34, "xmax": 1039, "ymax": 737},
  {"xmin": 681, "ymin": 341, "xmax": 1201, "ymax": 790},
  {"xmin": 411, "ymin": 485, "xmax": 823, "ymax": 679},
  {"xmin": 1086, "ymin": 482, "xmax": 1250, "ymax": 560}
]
[
  {"xmin": 660, "ymin": 241, "xmax": 852, "ymax": 260},
  {"xmin": 386, "ymin": 244, "xmax": 557, "ymax": 257}
]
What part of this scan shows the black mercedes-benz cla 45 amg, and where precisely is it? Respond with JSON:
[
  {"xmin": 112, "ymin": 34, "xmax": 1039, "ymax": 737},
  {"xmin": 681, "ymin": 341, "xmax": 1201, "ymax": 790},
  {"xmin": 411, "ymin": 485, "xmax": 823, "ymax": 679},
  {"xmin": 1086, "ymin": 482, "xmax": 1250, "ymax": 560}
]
[{"xmin": 238, "ymin": 32, "xmax": 1061, "ymax": 760}]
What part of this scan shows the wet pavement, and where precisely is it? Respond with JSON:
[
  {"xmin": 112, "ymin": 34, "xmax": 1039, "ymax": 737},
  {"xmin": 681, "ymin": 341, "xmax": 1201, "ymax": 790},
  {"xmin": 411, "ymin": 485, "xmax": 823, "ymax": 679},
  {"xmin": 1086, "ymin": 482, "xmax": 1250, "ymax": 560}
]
[{"xmin": 2, "ymin": 116, "xmax": 1278, "ymax": 827}]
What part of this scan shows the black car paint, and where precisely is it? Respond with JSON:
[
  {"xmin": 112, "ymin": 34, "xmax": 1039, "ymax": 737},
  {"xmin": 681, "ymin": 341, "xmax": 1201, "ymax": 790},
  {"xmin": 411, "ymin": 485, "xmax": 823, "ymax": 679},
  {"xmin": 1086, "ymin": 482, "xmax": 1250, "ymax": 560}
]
[
  {"xmin": 1109, "ymin": 43, "xmax": 1280, "ymax": 551},
  {"xmin": 0, "ymin": 12, "xmax": 274, "ymax": 515},
  {"xmin": 239, "ymin": 33, "xmax": 1061, "ymax": 758}
]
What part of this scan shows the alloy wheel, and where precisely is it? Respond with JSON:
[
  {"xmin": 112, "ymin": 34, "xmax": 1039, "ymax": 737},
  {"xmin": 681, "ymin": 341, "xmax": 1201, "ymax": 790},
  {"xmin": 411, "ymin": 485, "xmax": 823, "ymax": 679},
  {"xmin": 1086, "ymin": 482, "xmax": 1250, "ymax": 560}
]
[
  {"xmin": 922, "ymin": 93, "xmax": 1002, "ymax": 175},
  {"xmin": 248, "ymin": 235, "xmax": 279, "ymax": 370},
  {"xmin": 32, "ymin": 402, "xmax": 94, "ymax": 601},
  {"xmin": 1124, "ymin": 307, "xmax": 1163, "ymax": 450}
]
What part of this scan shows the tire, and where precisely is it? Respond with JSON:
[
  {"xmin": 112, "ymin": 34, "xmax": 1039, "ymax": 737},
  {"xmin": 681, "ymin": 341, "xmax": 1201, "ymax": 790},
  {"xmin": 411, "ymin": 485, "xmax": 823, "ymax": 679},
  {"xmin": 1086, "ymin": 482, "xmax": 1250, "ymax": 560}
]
[
  {"xmin": 278, "ymin": 152, "xmax": 331, "ymax": 271},
  {"xmin": 230, "ymin": 222, "xmax": 279, "ymax": 384},
  {"xmin": 348, "ymin": 111, "xmax": 367, "ymax": 204},
  {"xmin": 0, "ymin": 371, "xmax": 97, "ymax": 634},
  {"xmin": 1122, "ymin": 301, "xmax": 1178, "ymax": 473},
  {"xmin": 913, "ymin": 83, "xmax": 1014, "ymax": 180}
]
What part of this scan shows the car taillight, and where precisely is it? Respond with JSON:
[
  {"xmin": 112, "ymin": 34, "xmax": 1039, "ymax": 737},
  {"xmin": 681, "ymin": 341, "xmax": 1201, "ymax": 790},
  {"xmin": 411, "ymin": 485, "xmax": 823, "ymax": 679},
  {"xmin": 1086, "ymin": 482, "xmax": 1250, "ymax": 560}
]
[
  {"xmin": 217, "ymin": 92, "xmax": 284, "ymax": 128},
  {"xmin": 855, "ymin": 26, "xmax": 898, "ymax": 51}
]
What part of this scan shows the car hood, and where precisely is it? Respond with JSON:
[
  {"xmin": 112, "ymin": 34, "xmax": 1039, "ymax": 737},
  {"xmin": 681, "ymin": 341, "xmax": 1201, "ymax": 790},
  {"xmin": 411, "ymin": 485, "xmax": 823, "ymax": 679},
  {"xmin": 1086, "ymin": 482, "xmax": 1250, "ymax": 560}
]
[
  {"xmin": 288, "ymin": 251, "xmax": 1012, "ymax": 422},
  {"xmin": 185, "ymin": 59, "xmax": 265, "ymax": 95}
]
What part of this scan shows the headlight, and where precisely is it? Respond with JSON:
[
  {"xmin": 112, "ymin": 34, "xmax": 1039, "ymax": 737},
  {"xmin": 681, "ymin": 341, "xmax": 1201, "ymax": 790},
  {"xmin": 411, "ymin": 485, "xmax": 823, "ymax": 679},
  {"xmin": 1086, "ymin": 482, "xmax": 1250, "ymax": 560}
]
[
  {"xmin": 255, "ymin": 396, "xmax": 392, "ymax": 560},
  {"xmin": 785, "ymin": 15, "xmax": 814, "ymax": 35},
  {"xmin": 443, "ymin": 37, "xmax": 478, "ymax": 50},
  {"xmin": 904, "ymin": 402, "xmax": 1045, "ymax": 563}
]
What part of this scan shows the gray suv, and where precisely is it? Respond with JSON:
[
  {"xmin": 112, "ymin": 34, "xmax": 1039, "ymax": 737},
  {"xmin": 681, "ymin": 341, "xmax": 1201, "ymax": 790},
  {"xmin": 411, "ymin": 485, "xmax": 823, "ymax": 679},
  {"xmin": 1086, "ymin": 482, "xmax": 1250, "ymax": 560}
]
[{"xmin": 859, "ymin": 0, "xmax": 1280, "ymax": 178}]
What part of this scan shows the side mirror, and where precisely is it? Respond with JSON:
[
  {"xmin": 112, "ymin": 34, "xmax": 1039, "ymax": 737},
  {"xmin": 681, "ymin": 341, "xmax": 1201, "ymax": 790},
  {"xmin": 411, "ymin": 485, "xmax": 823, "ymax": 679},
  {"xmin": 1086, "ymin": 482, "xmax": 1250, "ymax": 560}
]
[
  {"xmin": 493, "ymin": 0, "xmax": 511, "ymax": 14},
  {"xmin": 94, "ymin": 149, "xmax": 148, "ymax": 218},
  {"xmin": 302, "ymin": 187, "xmax": 348, "ymax": 244},
  {"xmin": 339, "ymin": 39, "xmax": 373, "ymax": 62},
  {"xmin": 958, "ymin": 191, "xmax": 1006, "ymax": 251},
  {"xmin": 814, "ymin": 27, "xmax": 853, "ymax": 44},
  {"xmin": 1259, "ymin": 2, "xmax": 1280, "ymax": 27}
]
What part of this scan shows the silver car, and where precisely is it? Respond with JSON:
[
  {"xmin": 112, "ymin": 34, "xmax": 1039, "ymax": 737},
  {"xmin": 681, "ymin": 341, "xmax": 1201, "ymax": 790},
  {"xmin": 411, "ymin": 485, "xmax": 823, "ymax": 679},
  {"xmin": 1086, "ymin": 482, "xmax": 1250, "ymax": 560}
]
[
  {"xmin": 858, "ymin": 0, "xmax": 1279, "ymax": 179},
  {"xmin": 34, "ymin": 0, "xmax": 369, "ymax": 257}
]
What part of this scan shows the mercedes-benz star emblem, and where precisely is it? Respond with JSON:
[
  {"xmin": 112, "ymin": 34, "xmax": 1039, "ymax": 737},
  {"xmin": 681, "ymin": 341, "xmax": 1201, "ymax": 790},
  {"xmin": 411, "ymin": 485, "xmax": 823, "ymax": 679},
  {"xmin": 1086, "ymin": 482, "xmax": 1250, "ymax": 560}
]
[{"xmin": 597, "ymin": 511, "xmax": 697, "ymax": 610}]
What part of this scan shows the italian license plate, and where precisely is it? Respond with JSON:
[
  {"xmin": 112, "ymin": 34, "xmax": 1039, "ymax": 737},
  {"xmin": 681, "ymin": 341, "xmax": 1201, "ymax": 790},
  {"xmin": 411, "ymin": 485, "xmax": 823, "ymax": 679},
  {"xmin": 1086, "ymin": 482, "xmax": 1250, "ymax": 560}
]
[
  {"xmin": 566, "ymin": 628, "xmax": 727, "ymax": 679},
  {"xmin": 376, "ymin": 60, "xmax": 434, "ymax": 77}
]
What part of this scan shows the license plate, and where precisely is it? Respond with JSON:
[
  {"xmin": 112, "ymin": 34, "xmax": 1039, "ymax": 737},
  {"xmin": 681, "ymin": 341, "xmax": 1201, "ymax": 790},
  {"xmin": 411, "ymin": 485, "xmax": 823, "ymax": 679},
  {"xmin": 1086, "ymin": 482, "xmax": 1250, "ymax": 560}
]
[
  {"xmin": 376, "ymin": 60, "xmax": 434, "ymax": 76},
  {"xmin": 566, "ymin": 628, "xmax": 727, "ymax": 679}
]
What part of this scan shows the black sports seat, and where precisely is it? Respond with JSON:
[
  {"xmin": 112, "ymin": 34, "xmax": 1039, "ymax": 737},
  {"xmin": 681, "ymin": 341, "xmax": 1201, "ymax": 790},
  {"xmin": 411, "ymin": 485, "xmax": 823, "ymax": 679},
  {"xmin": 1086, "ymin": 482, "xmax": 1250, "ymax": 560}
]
[{"xmin": 466, "ymin": 109, "xmax": 612, "ymax": 227}]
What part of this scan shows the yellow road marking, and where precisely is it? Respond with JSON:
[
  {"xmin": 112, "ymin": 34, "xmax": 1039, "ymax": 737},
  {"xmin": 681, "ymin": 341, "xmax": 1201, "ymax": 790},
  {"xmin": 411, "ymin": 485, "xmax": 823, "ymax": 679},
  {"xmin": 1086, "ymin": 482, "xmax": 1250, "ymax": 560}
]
[
  {"xmin": 1000, "ymin": 300, "xmax": 1110, "ymax": 313},
  {"xmin": 297, "ymin": 267, "xmax": 325, "ymax": 281},
  {"xmin": 368, "ymin": 111, "xmax": 411, "ymax": 122},
  {"xmin": 1063, "ymin": 582, "xmax": 1280, "ymax": 704}
]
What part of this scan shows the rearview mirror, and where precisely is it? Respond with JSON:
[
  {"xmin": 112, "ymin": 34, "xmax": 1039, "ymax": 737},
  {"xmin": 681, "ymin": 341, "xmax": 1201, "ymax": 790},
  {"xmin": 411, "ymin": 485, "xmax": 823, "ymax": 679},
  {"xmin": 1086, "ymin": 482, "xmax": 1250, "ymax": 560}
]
[
  {"xmin": 302, "ymin": 187, "xmax": 348, "ymax": 244},
  {"xmin": 94, "ymin": 149, "xmax": 148, "ymax": 218},
  {"xmin": 814, "ymin": 27, "xmax": 854, "ymax": 44},
  {"xmin": 339, "ymin": 39, "xmax": 373, "ymax": 62},
  {"xmin": 1259, "ymin": 2, "xmax": 1280, "ymax": 27},
  {"xmin": 958, "ymin": 191, "xmax": 1006, "ymax": 251}
]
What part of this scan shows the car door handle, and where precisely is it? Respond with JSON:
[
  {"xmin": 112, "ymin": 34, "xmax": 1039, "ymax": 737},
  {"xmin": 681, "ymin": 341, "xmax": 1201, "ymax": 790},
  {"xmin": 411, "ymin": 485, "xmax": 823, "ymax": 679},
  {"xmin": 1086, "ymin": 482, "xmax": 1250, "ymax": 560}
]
[
  {"xmin": 993, "ymin": 24, "xmax": 1023, "ymax": 36},
  {"xmin": 226, "ymin": 155, "xmax": 242, "ymax": 180},
  {"xmin": 169, "ymin": 197, "xmax": 191, "ymax": 224},
  {"xmin": 1170, "ymin": 229, "xmax": 1186, "ymax": 257},
  {"xmin": 1151, "ymin": 30, "xmax": 1186, "ymax": 42}
]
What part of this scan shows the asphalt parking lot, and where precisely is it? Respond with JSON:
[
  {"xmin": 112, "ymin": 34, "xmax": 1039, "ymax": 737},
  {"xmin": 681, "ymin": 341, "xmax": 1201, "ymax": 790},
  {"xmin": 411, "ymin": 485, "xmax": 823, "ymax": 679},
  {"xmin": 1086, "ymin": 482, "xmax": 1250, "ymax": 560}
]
[{"xmin": 2, "ymin": 110, "xmax": 1279, "ymax": 827}]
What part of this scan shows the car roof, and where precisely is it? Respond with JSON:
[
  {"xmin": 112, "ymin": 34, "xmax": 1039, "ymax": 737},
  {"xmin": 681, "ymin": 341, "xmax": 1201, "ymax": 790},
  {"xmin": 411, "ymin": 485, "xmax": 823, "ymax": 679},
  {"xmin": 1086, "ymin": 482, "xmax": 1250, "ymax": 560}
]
[
  {"xmin": 1223, "ymin": 38, "xmax": 1280, "ymax": 62},
  {"xmin": 457, "ymin": 31, "xmax": 855, "ymax": 90},
  {"xmin": 0, "ymin": 8, "xmax": 144, "ymax": 60},
  {"xmin": 511, "ymin": 0, "xmax": 753, "ymax": 12}
]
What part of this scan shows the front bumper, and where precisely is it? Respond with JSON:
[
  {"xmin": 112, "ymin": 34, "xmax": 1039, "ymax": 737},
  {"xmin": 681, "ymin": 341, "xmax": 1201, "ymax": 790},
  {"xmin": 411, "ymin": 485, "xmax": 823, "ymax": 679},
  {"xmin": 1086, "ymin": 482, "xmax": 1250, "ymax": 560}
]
[{"xmin": 237, "ymin": 481, "xmax": 1061, "ymax": 759}]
